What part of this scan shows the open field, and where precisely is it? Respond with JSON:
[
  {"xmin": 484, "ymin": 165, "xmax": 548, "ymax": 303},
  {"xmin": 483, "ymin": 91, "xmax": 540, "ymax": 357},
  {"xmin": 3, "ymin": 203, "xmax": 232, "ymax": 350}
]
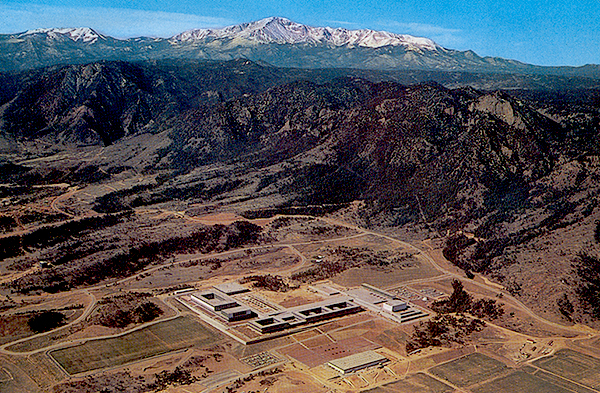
[
  {"xmin": 363, "ymin": 373, "xmax": 455, "ymax": 393},
  {"xmin": 429, "ymin": 353, "xmax": 508, "ymax": 387},
  {"xmin": 50, "ymin": 316, "xmax": 220, "ymax": 375},
  {"xmin": 0, "ymin": 359, "xmax": 44, "ymax": 393},
  {"xmin": 473, "ymin": 371, "xmax": 574, "ymax": 393},
  {"xmin": 10, "ymin": 352, "xmax": 65, "ymax": 391},
  {"xmin": 280, "ymin": 336, "xmax": 379, "ymax": 368},
  {"xmin": 119, "ymin": 246, "xmax": 300, "ymax": 291},
  {"xmin": 331, "ymin": 264, "xmax": 440, "ymax": 288},
  {"xmin": 533, "ymin": 349, "xmax": 600, "ymax": 390},
  {"xmin": 528, "ymin": 369, "xmax": 599, "ymax": 393}
]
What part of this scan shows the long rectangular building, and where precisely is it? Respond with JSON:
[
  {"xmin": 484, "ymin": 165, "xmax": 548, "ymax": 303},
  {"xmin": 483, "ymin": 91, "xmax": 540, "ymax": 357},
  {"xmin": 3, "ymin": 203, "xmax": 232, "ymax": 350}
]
[
  {"xmin": 291, "ymin": 298, "xmax": 362, "ymax": 324},
  {"xmin": 328, "ymin": 351, "xmax": 389, "ymax": 374},
  {"xmin": 249, "ymin": 297, "xmax": 362, "ymax": 334}
]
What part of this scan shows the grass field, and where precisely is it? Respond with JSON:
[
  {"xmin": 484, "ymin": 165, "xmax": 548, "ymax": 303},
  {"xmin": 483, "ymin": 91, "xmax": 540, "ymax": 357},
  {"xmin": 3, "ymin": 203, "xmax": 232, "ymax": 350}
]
[
  {"xmin": 473, "ymin": 371, "xmax": 573, "ymax": 393},
  {"xmin": 530, "ymin": 369, "xmax": 598, "ymax": 393},
  {"xmin": 533, "ymin": 349, "xmax": 600, "ymax": 390},
  {"xmin": 50, "ymin": 316, "xmax": 220, "ymax": 375},
  {"xmin": 430, "ymin": 353, "xmax": 508, "ymax": 387},
  {"xmin": 363, "ymin": 373, "xmax": 454, "ymax": 393},
  {"xmin": 13, "ymin": 352, "xmax": 65, "ymax": 390}
]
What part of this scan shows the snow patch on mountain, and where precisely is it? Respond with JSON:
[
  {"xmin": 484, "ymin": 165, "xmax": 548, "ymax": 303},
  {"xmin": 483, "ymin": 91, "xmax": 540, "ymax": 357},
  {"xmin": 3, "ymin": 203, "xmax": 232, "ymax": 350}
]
[
  {"xmin": 172, "ymin": 17, "xmax": 440, "ymax": 51},
  {"xmin": 20, "ymin": 28, "xmax": 104, "ymax": 43}
]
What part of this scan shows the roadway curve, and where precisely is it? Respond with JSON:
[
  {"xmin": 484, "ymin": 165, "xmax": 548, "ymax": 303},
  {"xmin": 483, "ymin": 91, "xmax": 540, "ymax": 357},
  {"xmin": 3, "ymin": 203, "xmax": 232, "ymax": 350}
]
[
  {"xmin": 0, "ymin": 290, "xmax": 96, "ymax": 355},
  {"xmin": 318, "ymin": 215, "xmax": 595, "ymax": 337},
  {"xmin": 0, "ymin": 293, "xmax": 179, "ymax": 356},
  {"xmin": 1, "ymin": 213, "xmax": 594, "ymax": 358}
]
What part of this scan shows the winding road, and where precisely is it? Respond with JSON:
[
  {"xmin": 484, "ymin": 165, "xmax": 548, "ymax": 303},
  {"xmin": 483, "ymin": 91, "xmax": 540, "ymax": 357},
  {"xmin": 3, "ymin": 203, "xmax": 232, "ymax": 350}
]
[{"xmin": 0, "ymin": 211, "xmax": 595, "ymax": 365}]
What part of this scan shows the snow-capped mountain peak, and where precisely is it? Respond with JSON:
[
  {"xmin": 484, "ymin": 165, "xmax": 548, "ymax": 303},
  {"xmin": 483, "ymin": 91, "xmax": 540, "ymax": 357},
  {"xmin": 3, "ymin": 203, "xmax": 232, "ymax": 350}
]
[
  {"xmin": 172, "ymin": 17, "xmax": 440, "ymax": 51},
  {"xmin": 19, "ymin": 27, "xmax": 104, "ymax": 43}
]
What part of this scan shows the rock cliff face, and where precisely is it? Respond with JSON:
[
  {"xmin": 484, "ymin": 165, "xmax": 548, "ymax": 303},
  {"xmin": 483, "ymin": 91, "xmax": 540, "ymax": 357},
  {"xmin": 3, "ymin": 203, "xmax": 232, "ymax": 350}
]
[{"xmin": 470, "ymin": 92, "xmax": 527, "ymax": 130}]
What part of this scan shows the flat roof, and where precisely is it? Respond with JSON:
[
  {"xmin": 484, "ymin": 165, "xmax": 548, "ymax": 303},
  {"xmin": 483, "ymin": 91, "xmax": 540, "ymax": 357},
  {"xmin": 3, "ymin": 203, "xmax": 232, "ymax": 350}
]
[
  {"xmin": 386, "ymin": 300, "xmax": 407, "ymax": 306},
  {"xmin": 214, "ymin": 282, "xmax": 249, "ymax": 295},
  {"xmin": 310, "ymin": 284, "xmax": 341, "ymax": 296},
  {"xmin": 192, "ymin": 290, "xmax": 237, "ymax": 307},
  {"xmin": 361, "ymin": 283, "xmax": 396, "ymax": 298},
  {"xmin": 347, "ymin": 288, "xmax": 388, "ymax": 305},
  {"xmin": 328, "ymin": 351, "xmax": 388, "ymax": 372},
  {"xmin": 221, "ymin": 305, "xmax": 252, "ymax": 315},
  {"xmin": 288, "ymin": 296, "xmax": 354, "ymax": 313}
]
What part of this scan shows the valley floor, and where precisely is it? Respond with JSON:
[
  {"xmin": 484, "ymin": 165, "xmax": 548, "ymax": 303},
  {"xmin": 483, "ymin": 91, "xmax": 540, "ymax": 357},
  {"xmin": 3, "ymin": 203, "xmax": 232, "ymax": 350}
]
[{"xmin": 1, "ymin": 182, "xmax": 599, "ymax": 393}]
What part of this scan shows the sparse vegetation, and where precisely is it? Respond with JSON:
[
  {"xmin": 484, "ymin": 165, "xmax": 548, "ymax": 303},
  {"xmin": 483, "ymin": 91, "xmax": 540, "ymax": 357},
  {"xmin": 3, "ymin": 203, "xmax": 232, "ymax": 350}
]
[
  {"xmin": 240, "ymin": 274, "xmax": 296, "ymax": 292},
  {"xmin": 290, "ymin": 246, "xmax": 415, "ymax": 283},
  {"xmin": 557, "ymin": 294, "xmax": 574, "ymax": 321},
  {"xmin": 92, "ymin": 292, "xmax": 163, "ymax": 328},
  {"xmin": 225, "ymin": 367, "xmax": 282, "ymax": 393},
  {"xmin": 575, "ymin": 253, "xmax": 600, "ymax": 319},
  {"xmin": 291, "ymin": 260, "xmax": 348, "ymax": 283},
  {"xmin": 10, "ymin": 221, "xmax": 262, "ymax": 293},
  {"xmin": 241, "ymin": 203, "xmax": 349, "ymax": 219},
  {"xmin": 152, "ymin": 367, "xmax": 197, "ymax": 391},
  {"xmin": 51, "ymin": 371, "xmax": 152, "ymax": 393}
]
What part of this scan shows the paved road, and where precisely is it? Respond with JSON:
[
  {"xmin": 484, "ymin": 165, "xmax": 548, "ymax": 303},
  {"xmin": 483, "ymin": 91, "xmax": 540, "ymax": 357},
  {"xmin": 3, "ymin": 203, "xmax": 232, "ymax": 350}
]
[
  {"xmin": 1, "ymin": 212, "xmax": 594, "ymax": 360},
  {"xmin": 317, "ymin": 215, "xmax": 595, "ymax": 338},
  {"xmin": 0, "ymin": 293, "xmax": 180, "ymax": 356},
  {"xmin": 0, "ymin": 290, "xmax": 96, "ymax": 355}
]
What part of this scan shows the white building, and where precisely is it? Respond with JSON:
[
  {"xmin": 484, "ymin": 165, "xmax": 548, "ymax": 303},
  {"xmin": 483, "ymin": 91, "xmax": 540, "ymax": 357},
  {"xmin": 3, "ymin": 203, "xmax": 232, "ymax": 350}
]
[{"xmin": 382, "ymin": 300, "xmax": 408, "ymax": 313}]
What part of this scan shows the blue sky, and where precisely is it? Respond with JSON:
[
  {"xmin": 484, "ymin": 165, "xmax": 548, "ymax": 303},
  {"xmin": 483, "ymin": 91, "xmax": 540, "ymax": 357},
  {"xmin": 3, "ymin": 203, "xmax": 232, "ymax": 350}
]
[{"xmin": 0, "ymin": 0, "xmax": 598, "ymax": 66}]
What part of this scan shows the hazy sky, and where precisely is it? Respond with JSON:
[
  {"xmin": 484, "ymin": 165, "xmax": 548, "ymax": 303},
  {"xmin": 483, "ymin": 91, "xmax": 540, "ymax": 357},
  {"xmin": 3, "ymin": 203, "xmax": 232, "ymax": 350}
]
[{"xmin": 1, "ymin": 0, "xmax": 598, "ymax": 66}]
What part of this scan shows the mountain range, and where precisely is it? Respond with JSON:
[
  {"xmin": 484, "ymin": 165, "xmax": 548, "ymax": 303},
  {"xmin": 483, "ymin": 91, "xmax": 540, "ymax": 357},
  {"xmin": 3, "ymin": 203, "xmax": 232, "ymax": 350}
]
[
  {"xmin": 1, "ymin": 17, "xmax": 599, "ymax": 78},
  {"xmin": 1, "ymin": 17, "xmax": 600, "ymax": 323},
  {"xmin": 1, "ymin": 57, "xmax": 600, "ymax": 322}
]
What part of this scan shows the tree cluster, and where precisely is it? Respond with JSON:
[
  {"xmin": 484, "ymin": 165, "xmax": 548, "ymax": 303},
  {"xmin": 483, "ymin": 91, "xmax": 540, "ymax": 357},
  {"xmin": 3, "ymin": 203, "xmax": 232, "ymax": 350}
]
[
  {"xmin": 406, "ymin": 314, "xmax": 486, "ymax": 353},
  {"xmin": 92, "ymin": 292, "xmax": 163, "ymax": 328},
  {"xmin": 406, "ymin": 280, "xmax": 503, "ymax": 353},
  {"xmin": 225, "ymin": 368, "xmax": 281, "ymax": 393},
  {"xmin": 97, "ymin": 302, "xmax": 163, "ymax": 328},
  {"xmin": 0, "ymin": 213, "xmax": 127, "ymax": 260},
  {"xmin": 151, "ymin": 367, "xmax": 197, "ymax": 391},
  {"xmin": 431, "ymin": 280, "xmax": 504, "ymax": 320},
  {"xmin": 27, "ymin": 310, "xmax": 66, "ymax": 333}
]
